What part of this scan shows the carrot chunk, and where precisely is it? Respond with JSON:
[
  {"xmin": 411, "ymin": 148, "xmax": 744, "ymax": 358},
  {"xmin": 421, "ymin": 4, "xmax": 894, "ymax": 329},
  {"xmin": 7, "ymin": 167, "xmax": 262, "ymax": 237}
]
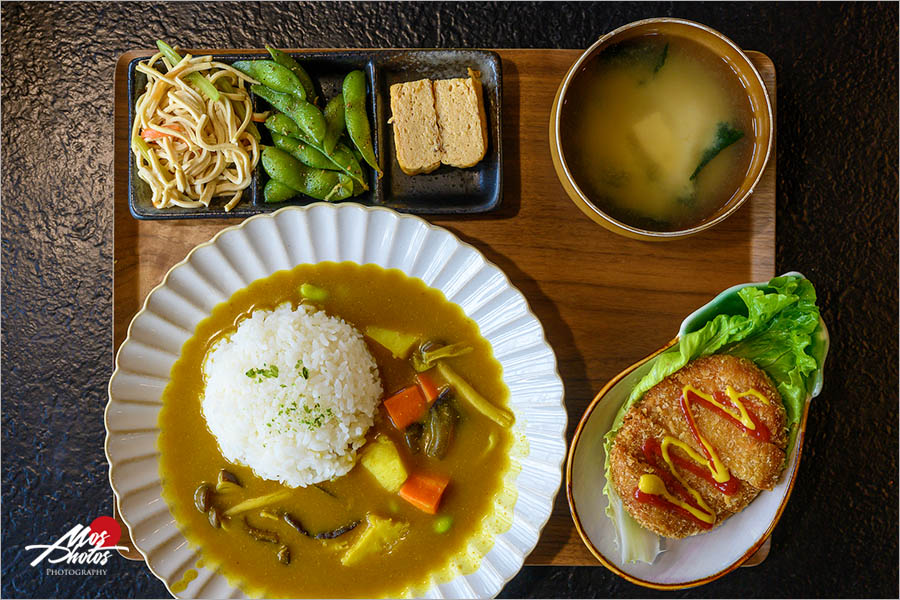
[
  {"xmin": 140, "ymin": 124, "xmax": 182, "ymax": 141},
  {"xmin": 398, "ymin": 472, "xmax": 450, "ymax": 514},
  {"xmin": 416, "ymin": 372, "xmax": 440, "ymax": 404},
  {"xmin": 383, "ymin": 385, "xmax": 427, "ymax": 430}
]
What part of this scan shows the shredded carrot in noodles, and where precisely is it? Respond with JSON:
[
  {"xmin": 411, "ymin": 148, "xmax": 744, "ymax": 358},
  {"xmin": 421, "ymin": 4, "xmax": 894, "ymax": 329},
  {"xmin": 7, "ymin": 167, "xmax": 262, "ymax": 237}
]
[{"xmin": 131, "ymin": 51, "xmax": 267, "ymax": 211}]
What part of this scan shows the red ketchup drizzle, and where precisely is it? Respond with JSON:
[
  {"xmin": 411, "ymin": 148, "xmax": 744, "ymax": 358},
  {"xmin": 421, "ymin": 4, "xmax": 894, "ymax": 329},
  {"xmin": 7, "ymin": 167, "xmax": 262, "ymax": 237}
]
[
  {"xmin": 633, "ymin": 439, "xmax": 715, "ymax": 529},
  {"xmin": 642, "ymin": 437, "xmax": 739, "ymax": 496},
  {"xmin": 633, "ymin": 385, "xmax": 772, "ymax": 528},
  {"xmin": 633, "ymin": 489, "xmax": 714, "ymax": 531},
  {"xmin": 686, "ymin": 389, "xmax": 772, "ymax": 443},
  {"xmin": 635, "ymin": 440, "xmax": 715, "ymax": 530}
]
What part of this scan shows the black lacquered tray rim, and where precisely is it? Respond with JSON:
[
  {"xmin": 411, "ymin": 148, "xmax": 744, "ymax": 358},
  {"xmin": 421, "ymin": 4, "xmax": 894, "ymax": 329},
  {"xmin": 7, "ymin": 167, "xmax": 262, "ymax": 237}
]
[{"xmin": 125, "ymin": 48, "xmax": 503, "ymax": 220}]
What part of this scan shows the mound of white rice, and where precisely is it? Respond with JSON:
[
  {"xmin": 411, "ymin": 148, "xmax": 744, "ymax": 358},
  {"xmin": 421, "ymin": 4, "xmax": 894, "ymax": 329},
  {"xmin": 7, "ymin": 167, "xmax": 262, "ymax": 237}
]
[{"xmin": 201, "ymin": 302, "xmax": 383, "ymax": 487}]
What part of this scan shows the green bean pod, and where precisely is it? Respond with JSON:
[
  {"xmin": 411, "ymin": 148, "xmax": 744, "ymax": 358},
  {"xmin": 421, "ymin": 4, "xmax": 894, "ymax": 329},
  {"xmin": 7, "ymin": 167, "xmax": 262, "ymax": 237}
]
[
  {"xmin": 252, "ymin": 84, "xmax": 326, "ymax": 146},
  {"xmin": 322, "ymin": 94, "xmax": 345, "ymax": 156},
  {"xmin": 270, "ymin": 131, "xmax": 337, "ymax": 171},
  {"xmin": 265, "ymin": 114, "xmax": 368, "ymax": 190},
  {"xmin": 265, "ymin": 45, "xmax": 317, "ymax": 104},
  {"xmin": 261, "ymin": 146, "xmax": 347, "ymax": 201},
  {"xmin": 155, "ymin": 40, "xmax": 220, "ymax": 102},
  {"xmin": 232, "ymin": 60, "xmax": 306, "ymax": 101},
  {"xmin": 342, "ymin": 70, "xmax": 381, "ymax": 176},
  {"xmin": 263, "ymin": 179, "xmax": 298, "ymax": 204}
]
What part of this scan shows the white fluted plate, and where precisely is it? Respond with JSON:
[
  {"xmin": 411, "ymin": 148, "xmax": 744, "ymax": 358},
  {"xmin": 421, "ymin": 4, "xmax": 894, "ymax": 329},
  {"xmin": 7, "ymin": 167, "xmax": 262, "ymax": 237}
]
[{"xmin": 105, "ymin": 203, "xmax": 567, "ymax": 599}]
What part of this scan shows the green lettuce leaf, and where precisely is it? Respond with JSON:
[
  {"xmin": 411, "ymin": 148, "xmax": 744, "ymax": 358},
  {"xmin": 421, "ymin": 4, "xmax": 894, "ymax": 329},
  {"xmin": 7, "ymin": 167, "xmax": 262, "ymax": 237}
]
[{"xmin": 602, "ymin": 275, "xmax": 822, "ymax": 563}]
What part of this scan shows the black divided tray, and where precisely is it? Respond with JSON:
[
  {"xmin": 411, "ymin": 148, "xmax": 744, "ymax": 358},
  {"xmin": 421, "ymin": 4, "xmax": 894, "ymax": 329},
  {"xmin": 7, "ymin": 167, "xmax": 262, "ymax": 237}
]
[{"xmin": 127, "ymin": 49, "xmax": 502, "ymax": 219}]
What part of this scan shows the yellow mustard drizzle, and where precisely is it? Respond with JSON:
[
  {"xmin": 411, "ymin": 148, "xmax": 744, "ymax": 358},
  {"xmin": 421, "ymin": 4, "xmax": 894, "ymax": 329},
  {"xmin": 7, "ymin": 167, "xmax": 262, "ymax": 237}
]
[
  {"xmin": 639, "ymin": 383, "xmax": 771, "ymax": 524},
  {"xmin": 660, "ymin": 435, "xmax": 718, "ymax": 517},
  {"xmin": 730, "ymin": 385, "xmax": 770, "ymax": 405},
  {"xmin": 638, "ymin": 473, "xmax": 716, "ymax": 525},
  {"xmin": 637, "ymin": 383, "xmax": 768, "ymax": 525},
  {"xmin": 684, "ymin": 384, "xmax": 769, "ymax": 430},
  {"xmin": 679, "ymin": 386, "xmax": 731, "ymax": 483}
]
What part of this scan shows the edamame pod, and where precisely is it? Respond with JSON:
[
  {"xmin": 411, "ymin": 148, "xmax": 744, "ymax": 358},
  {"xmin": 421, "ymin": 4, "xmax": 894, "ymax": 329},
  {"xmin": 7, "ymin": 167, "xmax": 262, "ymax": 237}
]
[
  {"xmin": 345, "ymin": 137, "xmax": 365, "ymax": 165},
  {"xmin": 261, "ymin": 146, "xmax": 346, "ymax": 201},
  {"xmin": 322, "ymin": 94, "xmax": 345, "ymax": 156},
  {"xmin": 263, "ymin": 179, "xmax": 298, "ymax": 204},
  {"xmin": 265, "ymin": 113, "xmax": 304, "ymax": 139},
  {"xmin": 350, "ymin": 175, "xmax": 367, "ymax": 197},
  {"xmin": 342, "ymin": 70, "xmax": 381, "ymax": 176},
  {"xmin": 252, "ymin": 84, "xmax": 326, "ymax": 146},
  {"xmin": 266, "ymin": 114, "xmax": 368, "ymax": 190},
  {"xmin": 330, "ymin": 143, "xmax": 367, "ymax": 190},
  {"xmin": 232, "ymin": 60, "xmax": 306, "ymax": 101},
  {"xmin": 326, "ymin": 173, "xmax": 355, "ymax": 202},
  {"xmin": 270, "ymin": 131, "xmax": 337, "ymax": 171},
  {"xmin": 265, "ymin": 45, "xmax": 317, "ymax": 104}
]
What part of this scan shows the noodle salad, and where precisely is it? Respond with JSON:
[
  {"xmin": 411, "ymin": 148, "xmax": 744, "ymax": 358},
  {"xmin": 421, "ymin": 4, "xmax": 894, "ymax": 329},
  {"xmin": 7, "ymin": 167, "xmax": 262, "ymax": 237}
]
[{"xmin": 131, "ymin": 42, "xmax": 267, "ymax": 211}]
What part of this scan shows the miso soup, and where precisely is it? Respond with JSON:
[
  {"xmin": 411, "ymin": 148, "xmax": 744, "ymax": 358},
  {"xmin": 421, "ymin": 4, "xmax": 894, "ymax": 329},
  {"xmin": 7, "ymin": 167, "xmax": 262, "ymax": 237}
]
[{"xmin": 560, "ymin": 34, "xmax": 755, "ymax": 232}]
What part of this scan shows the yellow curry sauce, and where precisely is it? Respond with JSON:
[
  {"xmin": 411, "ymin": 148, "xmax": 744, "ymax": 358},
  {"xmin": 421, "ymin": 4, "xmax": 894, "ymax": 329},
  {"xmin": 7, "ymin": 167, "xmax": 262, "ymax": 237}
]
[{"xmin": 158, "ymin": 262, "xmax": 516, "ymax": 598}]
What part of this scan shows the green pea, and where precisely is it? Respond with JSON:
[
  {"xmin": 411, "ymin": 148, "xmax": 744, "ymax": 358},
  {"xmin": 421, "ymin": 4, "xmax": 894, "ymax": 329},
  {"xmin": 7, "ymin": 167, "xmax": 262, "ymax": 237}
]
[
  {"xmin": 299, "ymin": 283, "xmax": 328, "ymax": 301},
  {"xmin": 433, "ymin": 515, "xmax": 453, "ymax": 534},
  {"xmin": 342, "ymin": 70, "xmax": 381, "ymax": 177},
  {"xmin": 232, "ymin": 60, "xmax": 306, "ymax": 101},
  {"xmin": 253, "ymin": 84, "xmax": 326, "ymax": 146},
  {"xmin": 271, "ymin": 132, "xmax": 337, "ymax": 171},
  {"xmin": 265, "ymin": 45, "xmax": 317, "ymax": 104},
  {"xmin": 261, "ymin": 146, "xmax": 345, "ymax": 201},
  {"xmin": 263, "ymin": 179, "xmax": 297, "ymax": 204},
  {"xmin": 322, "ymin": 94, "xmax": 345, "ymax": 156}
]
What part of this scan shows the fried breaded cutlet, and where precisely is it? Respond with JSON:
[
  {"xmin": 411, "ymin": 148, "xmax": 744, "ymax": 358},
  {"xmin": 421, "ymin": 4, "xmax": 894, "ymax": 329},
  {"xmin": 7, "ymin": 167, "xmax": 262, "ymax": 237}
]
[{"xmin": 609, "ymin": 355, "xmax": 787, "ymax": 539}]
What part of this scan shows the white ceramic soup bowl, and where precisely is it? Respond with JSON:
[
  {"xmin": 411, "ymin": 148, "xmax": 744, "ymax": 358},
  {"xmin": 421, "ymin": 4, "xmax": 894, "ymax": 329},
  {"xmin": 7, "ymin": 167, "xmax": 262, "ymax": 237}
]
[{"xmin": 549, "ymin": 17, "xmax": 774, "ymax": 241}]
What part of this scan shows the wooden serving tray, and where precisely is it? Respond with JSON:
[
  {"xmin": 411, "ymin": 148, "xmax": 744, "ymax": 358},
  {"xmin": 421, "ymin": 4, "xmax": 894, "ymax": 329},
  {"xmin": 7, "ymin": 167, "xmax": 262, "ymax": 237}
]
[{"xmin": 112, "ymin": 49, "xmax": 776, "ymax": 567}]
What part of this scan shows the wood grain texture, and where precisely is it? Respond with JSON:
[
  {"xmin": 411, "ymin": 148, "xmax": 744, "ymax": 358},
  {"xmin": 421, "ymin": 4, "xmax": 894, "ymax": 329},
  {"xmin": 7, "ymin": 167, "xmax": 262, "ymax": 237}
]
[{"xmin": 112, "ymin": 49, "xmax": 776, "ymax": 566}]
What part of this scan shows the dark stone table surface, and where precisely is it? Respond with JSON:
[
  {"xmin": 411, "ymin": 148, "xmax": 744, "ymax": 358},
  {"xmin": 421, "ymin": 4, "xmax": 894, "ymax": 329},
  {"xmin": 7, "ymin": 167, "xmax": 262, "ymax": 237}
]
[{"xmin": 1, "ymin": 2, "xmax": 897, "ymax": 598}]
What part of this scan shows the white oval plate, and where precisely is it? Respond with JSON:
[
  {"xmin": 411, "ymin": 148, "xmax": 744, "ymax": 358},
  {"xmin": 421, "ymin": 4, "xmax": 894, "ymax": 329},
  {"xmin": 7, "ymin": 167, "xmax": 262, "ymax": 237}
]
[
  {"xmin": 106, "ymin": 203, "xmax": 567, "ymax": 599},
  {"xmin": 566, "ymin": 272, "xmax": 829, "ymax": 589}
]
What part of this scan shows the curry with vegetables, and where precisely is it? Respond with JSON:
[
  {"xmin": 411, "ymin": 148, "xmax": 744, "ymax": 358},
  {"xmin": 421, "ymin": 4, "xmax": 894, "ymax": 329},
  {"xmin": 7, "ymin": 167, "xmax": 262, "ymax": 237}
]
[{"xmin": 158, "ymin": 262, "xmax": 518, "ymax": 598}]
